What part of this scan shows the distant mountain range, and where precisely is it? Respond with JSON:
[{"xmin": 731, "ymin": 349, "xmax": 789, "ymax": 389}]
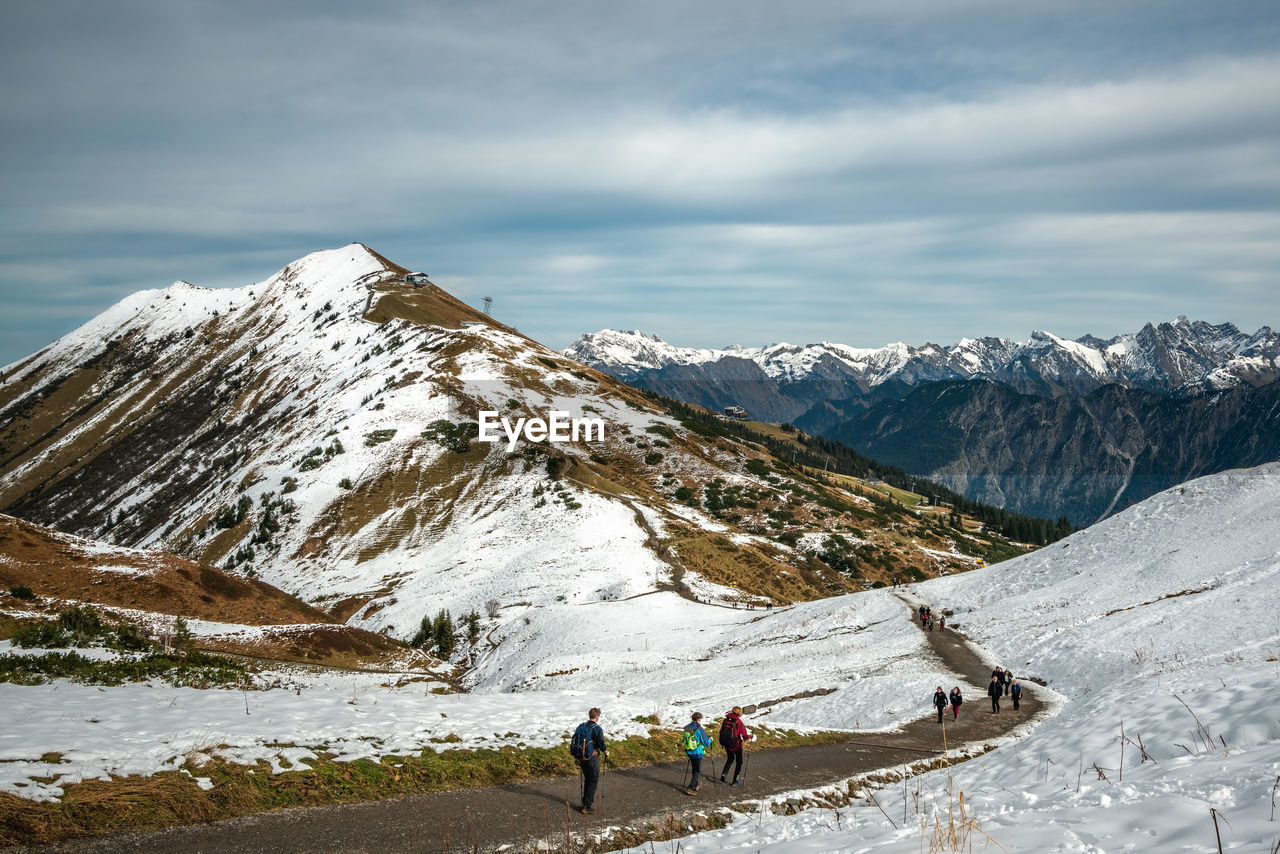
[
  {"xmin": 566, "ymin": 319, "xmax": 1280, "ymax": 422},
  {"xmin": 567, "ymin": 320, "xmax": 1280, "ymax": 524}
]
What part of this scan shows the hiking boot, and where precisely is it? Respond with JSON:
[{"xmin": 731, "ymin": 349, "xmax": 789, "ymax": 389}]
[
  {"xmin": 732, "ymin": 779, "xmax": 743, "ymax": 786},
  {"xmin": 719, "ymin": 775, "xmax": 726, "ymax": 783},
  {"xmin": 577, "ymin": 804, "xmax": 593, "ymax": 815},
  {"xmin": 684, "ymin": 787, "xmax": 698, "ymax": 795}
]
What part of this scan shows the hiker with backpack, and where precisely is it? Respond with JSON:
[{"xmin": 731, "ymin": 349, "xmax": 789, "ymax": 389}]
[
  {"xmin": 1010, "ymin": 679, "xmax": 1022, "ymax": 710},
  {"xmin": 681, "ymin": 712, "xmax": 713, "ymax": 795},
  {"xmin": 949, "ymin": 686, "xmax": 963, "ymax": 720},
  {"xmin": 569, "ymin": 707, "xmax": 608, "ymax": 814},
  {"xmin": 718, "ymin": 706, "xmax": 753, "ymax": 786},
  {"xmin": 933, "ymin": 686, "xmax": 947, "ymax": 723}
]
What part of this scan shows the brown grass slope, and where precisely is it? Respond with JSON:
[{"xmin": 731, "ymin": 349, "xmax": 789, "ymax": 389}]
[
  {"xmin": 0, "ymin": 514, "xmax": 419, "ymax": 669},
  {"xmin": 0, "ymin": 514, "xmax": 327, "ymax": 625}
]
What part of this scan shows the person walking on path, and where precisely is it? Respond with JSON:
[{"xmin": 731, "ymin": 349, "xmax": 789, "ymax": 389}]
[
  {"xmin": 718, "ymin": 706, "xmax": 753, "ymax": 786},
  {"xmin": 939, "ymin": 616, "xmax": 946, "ymax": 632},
  {"xmin": 570, "ymin": 707, "xmax": 608, "ymax": 814},
  {"xmin": 949, "ymin": 687, "xmax": 963, "ymax": 720},
  {"xmin": 933, "ymin": 687, "xmax": 948, "ymax": 723},
  {"xmin": 992, "ymin": 667, "xmax": 1007, "ymax": 697},
  {"xmin": 1004, "ymin": 668, "xmax": 1014, "ymax": 696},
  {"xmin": 1011, "ymin": 679, "xmax": 1022, "ymax": 710},
  {"xmin": 988, "ymin": 676, "xmax": 1001, "ymax": 713},
  {"xmin": 681, "ymin": 712, "xmax": 712, "ymax": 795}
]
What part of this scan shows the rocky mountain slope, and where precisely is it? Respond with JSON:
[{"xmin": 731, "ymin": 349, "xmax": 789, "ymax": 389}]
[
  {"xmin": 800, "ymin": 380, "xmax": 1280, "ymax": 525},
  {"xmin": 0, "ymin": 245, "xmax": 1030, "ymax": 649},
  {"xmin": 570, "ymin": 323, "xmax": 1280, "ymax": 523},
  {"xmin": 567, "ymin": 320, "xmax": 1280, "ymax": 422}
]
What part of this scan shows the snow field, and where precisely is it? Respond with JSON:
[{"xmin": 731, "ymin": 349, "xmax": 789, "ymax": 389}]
[
  {"xmin": 0, "ymin": 671, "xmax": 654, "ymax": 803},
  {"xmin": 467, "ymin": 590, "xmax": 970, "ymax": 735},
  {"xmin": 0, "ymin": 588, "xmax": 971, "ymax": 803},
  {"xmin": 614, "ymin": 464, "xmax": 1280, "ymax": 852}
]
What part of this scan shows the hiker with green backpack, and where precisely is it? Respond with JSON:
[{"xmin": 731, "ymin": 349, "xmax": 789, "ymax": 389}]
[{"xmin": 680, "ymin": 712, "xmax": 713, "ymax": 795}]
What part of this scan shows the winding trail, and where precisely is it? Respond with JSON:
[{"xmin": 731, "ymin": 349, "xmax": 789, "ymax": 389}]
[{"xmin": 18, "ymin": 598, "xmax": 1046, "ymax": 854}]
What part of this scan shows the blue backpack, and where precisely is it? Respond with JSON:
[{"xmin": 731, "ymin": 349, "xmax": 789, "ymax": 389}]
[{"xmin": 569, "ymin": 722, "xmax": 598, "ymax": 760}]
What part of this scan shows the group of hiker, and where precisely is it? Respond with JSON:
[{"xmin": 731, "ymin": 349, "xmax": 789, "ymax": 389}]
[
  {"xmin": 917, "ymin": 604, "xmax": 944, "ymax": 632},
  {"xmin": 930, "ymin": 670, "xmax": 1022, "ymax": 722},
  {"xmin": 987, "ymin": 666, "xmax": 1022, "ymax": 712},
  {"xmin": 919, "ymin": 601, "xmax": 1022, "ymax": 720},
  {"xmin": 568, "ymin": 601, "xmax": 1031, "ymax": 816},
  {"xmin": 569, "ymin": 705, "xmax": 755, "ymax": 813}
]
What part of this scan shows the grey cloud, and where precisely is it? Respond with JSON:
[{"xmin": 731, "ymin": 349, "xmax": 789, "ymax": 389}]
[{"xmin": 2, "ymin": 1, "xmax": 1278, "ymax": 362}]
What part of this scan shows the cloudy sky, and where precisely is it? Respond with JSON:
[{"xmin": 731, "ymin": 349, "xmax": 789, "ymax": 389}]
[{"xmin": 2, "ymin": 1, "xmax": 1278, "ymax": 363}]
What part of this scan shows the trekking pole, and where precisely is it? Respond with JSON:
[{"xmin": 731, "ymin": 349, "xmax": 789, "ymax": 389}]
[
  {"xmin": 683, "ymin": 755, "xmax": 691, "ymax": 790},
  {"xmin": 742, "ymin": 750, "xmax": 749, "ymax": 786}
]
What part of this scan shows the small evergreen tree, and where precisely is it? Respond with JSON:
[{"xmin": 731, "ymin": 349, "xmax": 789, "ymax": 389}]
[
  {"xmin": 465, "ymin": 611, "xmax": 481, "ymax": 647},
  {"xmin": 433, "ymin": 610, "xmax": 455, "ymax": 657},
  {"xmin": 173, "ymin": 616, "xmax": 193, "ymax": 657},
  {"xmin": 410, "ymin": 614, "xmax": 432, "ymax": 648},
  {"xmin": 8, "ymin": 584, "xmax": 35, "ymax": 601}
]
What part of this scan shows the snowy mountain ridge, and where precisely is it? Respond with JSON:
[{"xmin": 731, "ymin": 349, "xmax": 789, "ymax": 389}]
[
  {"xmin": 567, "ymin": 317, "xmax": 1280, "ymax": 399},
  {"xmin": 1, "ymin": 244, "xmax": 1016, "ymax": 649}
]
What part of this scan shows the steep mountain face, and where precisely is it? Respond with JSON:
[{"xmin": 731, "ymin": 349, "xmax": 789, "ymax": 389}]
[
  {"xmin": 566, "ymin": 320, "xmax": 1280, "ymax": 420},
  {"xmin": 798, "ymin": 380, "xmax": 1280, "ymax": 525},
  {"xmin": 0, "ymin": 245, "xmax": 1017, "ymax": 644}
]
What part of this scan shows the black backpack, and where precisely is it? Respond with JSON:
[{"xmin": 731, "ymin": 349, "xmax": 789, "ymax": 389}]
[{"xmin": 718, "ymin": 718, "xmax": 739, "ymax": 750}]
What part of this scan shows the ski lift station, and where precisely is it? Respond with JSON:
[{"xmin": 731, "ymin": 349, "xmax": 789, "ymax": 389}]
[{"xmin": 404, "ymin": 272, "xmax": 431, "ymax": 286}]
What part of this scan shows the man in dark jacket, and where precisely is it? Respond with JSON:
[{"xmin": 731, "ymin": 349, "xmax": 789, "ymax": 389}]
[
  {"xmin": 573, "ymin": 708, "xmax": 608, "ymax": 814},
  {"xmin": 988, "ymin": 676, "xmax": 1001, "ymax": 712},
  {"xmin": 719, "ymin": 706, "xmax": 753, "ymax": 786},
  {"xmin": 933, "ymin": 687, "xmax": 948, "ymax": 723}
]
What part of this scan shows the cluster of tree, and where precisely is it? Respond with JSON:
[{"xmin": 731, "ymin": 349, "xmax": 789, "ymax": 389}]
[
  {"xmin": 411, "ymin": 609, "xmax": 483, "ymax": 657},
  {"xmin": 653, "ymin": 395, "xmax": 1073, "ymax": 546}
]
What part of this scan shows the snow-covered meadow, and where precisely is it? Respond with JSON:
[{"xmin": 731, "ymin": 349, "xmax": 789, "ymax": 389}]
[
  {"xmin": 0, "ymin": 586, "xmax": 966, "ymax": 802},
  {"xmin": 619, "ymin": 463, "xmax": 1280, "ymax": 853}
]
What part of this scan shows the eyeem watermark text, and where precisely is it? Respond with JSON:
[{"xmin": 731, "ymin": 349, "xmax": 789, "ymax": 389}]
[{"xmin": 477, "ymin": 410, "xmax": 605, "ymax": 452}]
